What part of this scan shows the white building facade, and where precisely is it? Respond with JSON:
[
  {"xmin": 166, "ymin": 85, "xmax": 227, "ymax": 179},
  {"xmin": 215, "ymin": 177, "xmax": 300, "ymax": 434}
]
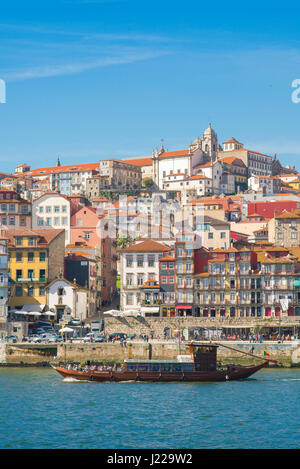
[
  {"xmin": 120, "ymin": 240, "xmax": 171, "ymax": 312},
  {"xmin": 32, "ymin": 193, "xmax": 74, "ymax": 245}
]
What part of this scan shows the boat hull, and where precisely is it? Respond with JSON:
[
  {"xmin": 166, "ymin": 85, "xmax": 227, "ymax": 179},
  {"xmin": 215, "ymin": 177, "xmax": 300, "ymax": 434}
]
[{"xmin": 52, "ymin": 362, "xmax": 266, "ymax": 382}]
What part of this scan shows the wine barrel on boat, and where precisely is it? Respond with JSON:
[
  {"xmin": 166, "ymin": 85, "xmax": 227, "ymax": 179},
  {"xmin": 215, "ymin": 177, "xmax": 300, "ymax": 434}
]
[{"xmin": 189, "ymin": 342, "xmax": 218, "ymax": 372}]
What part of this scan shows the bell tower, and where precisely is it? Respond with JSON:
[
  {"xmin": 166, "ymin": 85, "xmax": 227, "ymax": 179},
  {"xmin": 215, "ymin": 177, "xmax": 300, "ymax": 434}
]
[{"xmin": 202, "ymin": 122, "xmax": 218, "ymax": 162}]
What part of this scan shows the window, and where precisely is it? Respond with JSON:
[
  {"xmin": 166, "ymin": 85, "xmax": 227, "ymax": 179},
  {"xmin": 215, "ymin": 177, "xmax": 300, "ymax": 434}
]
[
  {"xmin": 208, "ymin": 233, "xmax": 213, "ymax": 239},
  {"xmin": 54, "ymin": 217, "xmax": 60, "ymax": 226},
  {"xmin": 54, "ymin": 206, "xmax": 60, "ymax": 213},
  {"xmin": 39, "ymin": 270, "xmax": 46, "ymax": 280},
  {"xmin": 16, "ymin": 286, "xmax": 23, "ymax": 297},
  {"xmin": 220, "ymin": 232, "xmax": 226, "ymax": 239},
  {"xmin": 148, "ymin": 256, "xmax": 155, "ymax": 267},
  {"xmin": 137, "ymin": 256, "xmax": 144, "ymax": 267},
  {"xmin": 27, "ymin": 286, "xmax": 34, "ymax": 296},
  {"xmin": 126, "ymin": 274, "xmax": 133, "ymax": 286},
  {"xmin": 46, "ymin": 206, "xmax": 51, "ymax": 213},
  {"xmin": 28, "ymin": 269, "xmax": 34, "ymax": 279},
  {"xmin": 126, "ymin": 256, "xmax": 133, "ymax": 267},
  {"xmin": 16, "ymin": 252, "xmax": 23, "ymax": 262},
  {"xmin": 16, "ymin": 237, "xmax": 22, "ymax": 246},
  {"xmin": 137, "ymin": 274, "xmax": 144, "ymax": 286},
  {"xmin": 62, "ymin": 206, "xmax": 67, "ymax": 213},
  {"xmin": 58, "ymin": 288, "xmax": 65, "ymax": 296},
  {"xmin": 39, "ymin": 252, "xmax": 46, "ymax": 262},
  {"xmin": 28, "ymin": 237, "xmax": 34, "ymax": 246},
  {"xmin": 39, "ymin": 286, "xmax": 45, "ymax": 296},
  {"xmin": 28, "ymin": 252, "xmax": 34, "ymax": 262},
  {"xmin": 62, "ymin": 217, "xmax": 67, "ymax": 226},
  {"xmin": 16, "ymin": 269, "xmax": 22, "ymax": 280},
  {"xmin": 126, "ymin": 293, "xmax": 133, "ymax": 305}
]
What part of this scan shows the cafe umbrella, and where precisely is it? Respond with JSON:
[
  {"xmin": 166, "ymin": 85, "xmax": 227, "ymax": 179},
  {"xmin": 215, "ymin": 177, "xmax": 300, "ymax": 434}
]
[{"xmin": 59, "ymin": 327, "xmax": 74, "ymax": 338}]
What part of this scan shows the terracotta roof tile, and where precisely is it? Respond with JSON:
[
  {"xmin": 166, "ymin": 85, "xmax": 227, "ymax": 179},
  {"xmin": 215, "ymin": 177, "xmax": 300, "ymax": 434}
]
[{"xmin": 121, "ymin": 239, "xmax": 171, "ymax": 253}]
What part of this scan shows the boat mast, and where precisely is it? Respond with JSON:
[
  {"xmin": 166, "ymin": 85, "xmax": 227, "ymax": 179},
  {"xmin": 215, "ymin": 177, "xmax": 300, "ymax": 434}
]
[{"xmin": 215, "ymin": 342, "xmax": 277, "ymax": 364}]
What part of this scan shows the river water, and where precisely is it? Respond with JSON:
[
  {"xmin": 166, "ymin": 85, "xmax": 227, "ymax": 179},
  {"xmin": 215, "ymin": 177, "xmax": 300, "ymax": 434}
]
[{"xmin": 0, "ymin": 367, "xmax": 299, "ymax": 449}]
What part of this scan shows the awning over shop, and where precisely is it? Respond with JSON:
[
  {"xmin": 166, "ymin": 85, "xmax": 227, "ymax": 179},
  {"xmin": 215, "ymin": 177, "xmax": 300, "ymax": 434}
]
[
  {"xmin": 140, "ymin": 307, "xmax": 160, "ymax": 313},
  {"xmin": 176, "ymin": 305, "xmax": 192, "ymax": 309},
  {"xmin": 21, "ymin": 304, "xmax": 45, "ymax": 313}
]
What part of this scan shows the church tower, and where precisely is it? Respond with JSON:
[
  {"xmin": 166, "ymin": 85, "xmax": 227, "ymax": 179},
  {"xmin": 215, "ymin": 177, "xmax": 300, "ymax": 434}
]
[
  {"xmin": 152, "ymin": 148, "xmax": 159, "ymax": 188},
  {"xmin": 202, "ymin": 122, "xmax": 218, "ymax": 162}
]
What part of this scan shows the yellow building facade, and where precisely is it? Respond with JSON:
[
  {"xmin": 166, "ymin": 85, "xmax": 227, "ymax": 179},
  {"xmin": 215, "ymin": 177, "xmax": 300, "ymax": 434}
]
[{"xmin": 5, "ymin": 229, "xmax": 65, "ymax": 310}]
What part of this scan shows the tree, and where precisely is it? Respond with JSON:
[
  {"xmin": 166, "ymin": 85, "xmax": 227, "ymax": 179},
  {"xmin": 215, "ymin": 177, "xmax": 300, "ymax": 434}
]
[{"xmin": 142, "ymin": 178, "xmax": 154, "ymax": 189}]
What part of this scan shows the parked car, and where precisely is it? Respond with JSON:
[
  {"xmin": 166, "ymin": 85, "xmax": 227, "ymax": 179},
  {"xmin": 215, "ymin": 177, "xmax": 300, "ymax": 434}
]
[
  {"xmin": 94, "ymin": 335, "xmax": 106, "ymax": 343},
  {"xmin": 109, "ymin": 333, "xmax": 127, "ymax": 341},
  {"xmin": 83, "ymin": 333, "xmax": 95, "ymax": 342},
  {"xmin": 69, "ymin": 319, "xmax": 81, "ymax": 326},
  {"xmin": 5, "ymin": 335, "xmax": 18, "ymax": 343},
  {"xmin": 40, "ymin": 333, "xmax": 58, "ymax": 343},
  {"xmin": 29, "ymin": 335, "xmax": 42, "ymax": 343}
]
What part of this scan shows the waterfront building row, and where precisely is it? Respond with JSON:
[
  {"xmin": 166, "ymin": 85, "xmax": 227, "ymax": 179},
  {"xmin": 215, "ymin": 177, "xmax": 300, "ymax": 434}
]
[{"xmin": 119, "ymin": 237, "xmax": 300, "ymax": 318}]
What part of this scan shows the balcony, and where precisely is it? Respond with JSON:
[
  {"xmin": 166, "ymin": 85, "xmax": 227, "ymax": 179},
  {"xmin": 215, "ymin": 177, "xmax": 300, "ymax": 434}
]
[
  {"xmin": 141, "ymin": 299, "xmax": 162, "ymax": 306},
  {"xmin": 123, "ymin": 283, "xmax": 139, "ymax": 290},
  {"xmin": 16, "ymin": 277, "xmax": 47, "ymax": 283}
]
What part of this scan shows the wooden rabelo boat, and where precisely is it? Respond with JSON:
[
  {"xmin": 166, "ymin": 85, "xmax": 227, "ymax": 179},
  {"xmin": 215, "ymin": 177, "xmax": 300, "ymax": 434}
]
[{"xmin": 52, "ymin": 342, "xmax": 277, "ymax": 383}]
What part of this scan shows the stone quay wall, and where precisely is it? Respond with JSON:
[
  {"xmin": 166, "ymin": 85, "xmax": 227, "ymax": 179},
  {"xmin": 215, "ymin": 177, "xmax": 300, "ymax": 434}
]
[
  {"xmin": 55, "ymin": 341, "xmax": 300, "ymax": 368},
  {"xmin": 4, "ymin": 344, "xmax": 56, "ymax": 365},
  {"xmin": 103, "ymin": 316, "xmax": 300, "ymax": 339}
]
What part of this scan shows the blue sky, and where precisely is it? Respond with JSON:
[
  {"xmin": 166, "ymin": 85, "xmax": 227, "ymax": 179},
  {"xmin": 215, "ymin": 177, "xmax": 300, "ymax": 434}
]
[{"xmin": 1, "ymin": 0, "xmax": 300, "ymax": 171}]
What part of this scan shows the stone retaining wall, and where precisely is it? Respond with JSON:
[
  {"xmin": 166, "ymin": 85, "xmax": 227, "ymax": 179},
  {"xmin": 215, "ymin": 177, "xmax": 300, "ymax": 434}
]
[
  {"xmin": 103, "ymin": 316, "xmax": 300, "ymax": 339},
  {"xmin": 4, "ymin": 340, "xmax": 300, "ymax": 367},
  {"xmin": 56, "ymin": 341, "xmax": 300, "ymax": 368}
]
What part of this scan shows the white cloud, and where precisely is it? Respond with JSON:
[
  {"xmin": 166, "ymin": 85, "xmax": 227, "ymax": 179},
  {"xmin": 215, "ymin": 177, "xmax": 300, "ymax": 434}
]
[{"xmin": 3, "ymin": 50, "xmax": 170, "ymax": 81}]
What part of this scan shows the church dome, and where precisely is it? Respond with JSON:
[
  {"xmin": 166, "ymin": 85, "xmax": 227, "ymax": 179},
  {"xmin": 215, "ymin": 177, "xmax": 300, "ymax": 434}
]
[
  {"xmin": 203, "ymin": 122, "xmax": 216, "ymax": 137},
  {"xmin": 192, "ymin": 136, "xmax": 201, "ymax": 145}
]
